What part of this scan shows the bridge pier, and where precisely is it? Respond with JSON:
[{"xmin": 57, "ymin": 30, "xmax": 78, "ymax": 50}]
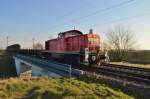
[
  {"xmin": 14, "ymin": 57, "xmax": 32, "ymax": 77},
  {"xmin": 13, "ymin": 56, "xmax": 62, "ymax": 78},
  {"xmin": 14, "ymin": 57, "xmax": 22, "ymax": 76}
]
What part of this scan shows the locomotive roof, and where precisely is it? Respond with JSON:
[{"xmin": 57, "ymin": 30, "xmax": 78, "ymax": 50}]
[
  {"xmin": 58, "ymin": 30, "xmax": 83, "ymax": 35},
  {"xmin": 45, "ymin": 30, "xmax": 83, "ymax": 42}
]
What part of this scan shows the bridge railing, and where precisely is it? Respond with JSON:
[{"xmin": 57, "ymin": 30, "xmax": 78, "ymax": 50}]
[{"xmin": 14, "ymin": 54, "xmax": 83, "ymax": 77}]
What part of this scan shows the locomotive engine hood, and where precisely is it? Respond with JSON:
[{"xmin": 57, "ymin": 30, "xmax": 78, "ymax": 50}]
[{"xmin": 87, "ymin": 34, "xmax": 100, "ymax": 52}]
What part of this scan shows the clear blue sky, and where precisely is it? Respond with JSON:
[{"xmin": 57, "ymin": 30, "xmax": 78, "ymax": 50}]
[{"xmin": 0, "ymin": 0, "xmax": 150, "ymax": 49}]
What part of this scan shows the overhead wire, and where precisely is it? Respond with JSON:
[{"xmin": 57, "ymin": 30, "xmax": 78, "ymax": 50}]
[
  {"xmin": 90, "ymin": 11, "xmax": 150, "ymax": 28},
  {"xmin": 56, "ymin": 11, "xmax": 150, "ymax": 32},
  {"xmin": 70, "ymin": 0, "xmax": 136, "ymax": 22},
  {"xmin": 48, "ymin": 0, "xmax": 136, "ymax": 32},
  {"xmin": 49, "ymin": 0, "xmax": 93, "ymax": 28},
  {"xmin": 57, "ymin": 0, "xmax": 92, "ymax": 19}
]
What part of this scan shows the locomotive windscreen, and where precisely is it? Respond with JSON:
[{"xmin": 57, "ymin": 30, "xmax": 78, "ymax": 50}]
[{"xmin": 58, "ymin": 30, "xmax": 83, "ymax": 38}]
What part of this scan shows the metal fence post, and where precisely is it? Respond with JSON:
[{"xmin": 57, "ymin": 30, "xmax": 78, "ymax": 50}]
[{"xmin": 69, "ymin": 65, "xmax": 71, "ymax": 78}]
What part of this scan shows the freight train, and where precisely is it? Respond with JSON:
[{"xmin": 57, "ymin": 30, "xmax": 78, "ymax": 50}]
[
  {"xmin": 8, "ymin": 30, "xmax": 107, "ymax": 66},
  {"xmin": 45, "ymin": 29, "xmax": 106, "ymax": 66},
  {"xmin": 6, "ymin": 44, "xmax": 21, "ymax": 52}
]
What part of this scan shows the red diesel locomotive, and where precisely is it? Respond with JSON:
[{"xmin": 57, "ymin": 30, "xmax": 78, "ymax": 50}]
[{"xmin": 45, "ymin": 29, "xmax": 106, "ymax": 66}]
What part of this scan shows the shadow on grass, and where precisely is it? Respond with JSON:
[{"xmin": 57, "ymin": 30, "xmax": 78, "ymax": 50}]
[
  {"xmin": 23, "ymin": 86, "xmax": 98, "ymax": 99},
  {"xmin": 23, "ymin": 86, "xmax": 63, "ymax": 99},
  {"xmin": 0, "ymin": 50, "xmax": 17, "ymax": 78},
  {"xmin": 76, "ymin": 75, "xmax": 150, "ymax": 99}
]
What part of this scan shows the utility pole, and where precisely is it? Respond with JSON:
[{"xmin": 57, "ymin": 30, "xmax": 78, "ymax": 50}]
[
  {"xmin": 6, "ymin": 36, "xmax": 8, "ymax": 47},
  {"xmin": 32, "ymin": 38, "xmax": 35, "ymax": 49},
  {"xmin": 0, "ymin": 38, "xmax": 2, "ymax": 49}
]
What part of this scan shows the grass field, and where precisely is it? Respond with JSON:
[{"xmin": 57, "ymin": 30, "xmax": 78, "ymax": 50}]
[
  {"xmin": 0, "ymin": 76, "xmax": 135, "ymax": 99},
  {"xmin": 0, "ymin": 50, "xmax": 16, "ymax": 77},
  {"xmin": 0, "ymin": 76, "xmax": 149, "ymax": 99}
]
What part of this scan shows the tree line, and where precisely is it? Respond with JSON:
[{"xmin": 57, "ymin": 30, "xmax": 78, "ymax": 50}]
[{"xmin": 104, "ymin": 25, "xmax": 149, "ymax": 64}]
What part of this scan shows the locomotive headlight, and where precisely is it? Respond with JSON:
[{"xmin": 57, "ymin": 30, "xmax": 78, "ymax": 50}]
[
  {"xmin": 85, "ymin": 54, "xmax": 89, "ymax": 60},
  {"xmin": 84, "ymin": 48, "xmax": 89, "ymax": 62},
  {"xmin": 91, "ymin": 56, "xmax": 96, "ymax": 61}
]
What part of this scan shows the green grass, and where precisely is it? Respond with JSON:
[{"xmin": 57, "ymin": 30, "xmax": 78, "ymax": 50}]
[
  {"xmin": 0, "ymin": 76, "xmax": 141, "ymax": 99},
  {"xmin": 0, "ymin": 50, "xmax": 16, "ymax": 77}
]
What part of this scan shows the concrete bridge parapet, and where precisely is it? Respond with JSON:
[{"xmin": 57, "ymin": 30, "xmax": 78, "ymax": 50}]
[{"xmin": 13, "ymin": 54, "xmax": 84, "ymax": 78}]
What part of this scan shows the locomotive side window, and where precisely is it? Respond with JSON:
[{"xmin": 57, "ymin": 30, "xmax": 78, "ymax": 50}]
[
  {"xmin": 58, "ymin": 30, "xmax": 83, "ymax": 38},
  {"xmin": 58, "ymin": 33, "xmax": 63, "ymax": 38},
  {"xmin": 66, "ymin": 31, "xmax": 82, "ymax": 38},
  {"xmin": 66, "ymin": 32, "xmax": 73, "ymax": 38}
]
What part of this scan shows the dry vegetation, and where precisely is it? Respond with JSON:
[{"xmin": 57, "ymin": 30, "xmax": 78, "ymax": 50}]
[
  {"xmin": 0, "ymin": 76, "xmax": 149, "ymax": 99},
  {"xmin": 0, "ymin": 76, "xmax": 136, "ymax": 99},
  {"xmin": 110, "ymin": 62, "xmax": 150, "ymax": 69}
]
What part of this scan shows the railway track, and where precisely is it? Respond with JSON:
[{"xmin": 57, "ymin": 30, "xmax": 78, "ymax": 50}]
[
  {"xmin": 92, "ymin": 64, "xmax": 150, "ymax": 85},
  {"xmin": 96, "ymin": 66, "xmax": 150, "ymax": 86},
  {"xmin": 103, "ymin": 63, "xmax": 150, "ymax": 74},
  {"xmin": 71, "ymin": 63, "xmax": 150, "ymax": 86}
]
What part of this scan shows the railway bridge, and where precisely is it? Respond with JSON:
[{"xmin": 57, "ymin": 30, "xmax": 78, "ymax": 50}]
[
  {"xmin": 11, "ymin": 52, "xmax": 150, "ymax": 86},
  {"xmin": 13, "ymin": 54, "xmax": 83, "ymax": 78}
]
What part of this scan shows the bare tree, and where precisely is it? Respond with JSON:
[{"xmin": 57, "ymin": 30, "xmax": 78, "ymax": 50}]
[
  {"xmin": 106, "ymin": 25, "xmax": 136, "ymax": 61},
  {"xmin": 33, "ymin": 42, "xmax": 43, "ymax": 50}
]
